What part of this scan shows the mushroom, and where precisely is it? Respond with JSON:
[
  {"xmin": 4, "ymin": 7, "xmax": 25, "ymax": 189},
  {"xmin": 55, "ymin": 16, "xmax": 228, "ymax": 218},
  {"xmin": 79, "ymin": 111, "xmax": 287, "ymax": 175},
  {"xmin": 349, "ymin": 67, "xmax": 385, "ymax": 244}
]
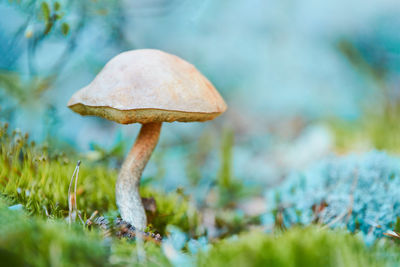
[{"xmin": 67, "ymin": 49, "xmax": 227, "ymax": 229}]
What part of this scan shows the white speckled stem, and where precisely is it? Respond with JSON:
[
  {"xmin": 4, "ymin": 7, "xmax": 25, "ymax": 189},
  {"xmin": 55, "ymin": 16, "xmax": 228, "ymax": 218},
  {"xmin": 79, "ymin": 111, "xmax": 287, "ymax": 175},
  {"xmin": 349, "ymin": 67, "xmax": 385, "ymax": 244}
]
[{"xmin": 116, "ymin": 122, "xmax": 162, "ymax": 229}]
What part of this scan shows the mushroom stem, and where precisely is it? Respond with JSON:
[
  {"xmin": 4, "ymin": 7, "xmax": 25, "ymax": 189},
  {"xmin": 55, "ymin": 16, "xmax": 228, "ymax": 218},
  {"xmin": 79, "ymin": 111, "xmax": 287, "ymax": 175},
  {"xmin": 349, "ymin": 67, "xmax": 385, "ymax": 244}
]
[{"xmin": 116, "ymin": 122, "xmax": 162, "ymax": 229}]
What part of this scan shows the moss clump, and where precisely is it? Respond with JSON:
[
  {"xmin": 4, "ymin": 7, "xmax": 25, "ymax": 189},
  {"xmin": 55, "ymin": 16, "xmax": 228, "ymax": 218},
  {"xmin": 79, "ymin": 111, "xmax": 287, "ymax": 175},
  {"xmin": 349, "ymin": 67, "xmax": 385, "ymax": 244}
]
[
  {"xmin": 0, "ymin": 123, "xmax": 118, "ymax": 218},
  {"xmin": 0, "ymin": 196, "xmax": 171, "ymax": 267},
  {"xmin": 1, "ymin": 199, "xmax": 397, "ymax": 267},
  {"xmin": 198, "ymin": 227, "xmax": 393, "ymax": 267},
  {"xmin": 0, "ymin": 122, "xmax": 199, "ymax": 235},
  {"xmin": 141, "ymin": 187, "xmax": 201, "ymax": 236},
  {"xmin": 2, "ymin": 123, "xmax": 399, "ymax": 266},
  {"xmin": 109, "ymin": 239, "xmax": 170, "ymax": 267},
  {"xmin": 329, "ymin": 110, "xmax": 400, "ymax": 153},
  {"xmin": 0, "ymin": 198, "xmax": 108, "ymax": 267}
]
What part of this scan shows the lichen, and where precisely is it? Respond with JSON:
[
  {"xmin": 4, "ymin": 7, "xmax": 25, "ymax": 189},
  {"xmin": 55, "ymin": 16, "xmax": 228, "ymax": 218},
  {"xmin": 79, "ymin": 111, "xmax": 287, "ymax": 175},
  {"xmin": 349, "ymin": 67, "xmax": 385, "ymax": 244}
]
[{"xmin": 265, "ymin": 151, "xmax": 400, "ymax": 239}]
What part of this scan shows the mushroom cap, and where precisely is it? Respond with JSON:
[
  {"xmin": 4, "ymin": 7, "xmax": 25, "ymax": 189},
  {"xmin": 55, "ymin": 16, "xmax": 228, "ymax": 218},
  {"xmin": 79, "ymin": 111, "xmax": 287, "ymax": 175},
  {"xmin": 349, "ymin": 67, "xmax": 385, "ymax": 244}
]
[{"xmin": 67, "ymin": 49, "xmax": 227, "ymax": 124}]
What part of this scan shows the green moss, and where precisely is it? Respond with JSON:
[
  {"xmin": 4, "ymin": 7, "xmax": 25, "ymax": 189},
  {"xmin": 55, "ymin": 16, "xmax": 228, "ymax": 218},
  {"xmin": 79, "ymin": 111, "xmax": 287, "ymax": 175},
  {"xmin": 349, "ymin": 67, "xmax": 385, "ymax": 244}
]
[
  {"xmin": 0, "ymin": 122, "xmax": 199, "ymax": 235},
  {"xmin": 198, "ymin": 227, "xmax": 395, "ymax": 267},
  {"xmin": 141, "ymin": 187, "xmax": 201, "ymax": 236},
  {"xmin": 109, "ymin": 239, "xmax": 170, "ymax": 267},
  {"xmin": 0, "ymin": 196, "xmax": 171, "ymax": 267},
  {"xmin": 0, "ymin": 198, "xmax": 108, "ymax": 267},
  {"xmin": 1, "ymin": 198, "xmax": 398, "ymax": 267},
  {"xmin": 329, "ymin": 107, "xmax": 400, "ymax": 153},
  {"xmin": 331, "ymin": 39, "xmax": 400, "ymax": 153},
  {"xmin": 2, "ymin": 123, "xmax": 400, "ymax": 266},
  {"xmin": 0, "ymin": 123, "xmax": 118, "ymax": 218}
]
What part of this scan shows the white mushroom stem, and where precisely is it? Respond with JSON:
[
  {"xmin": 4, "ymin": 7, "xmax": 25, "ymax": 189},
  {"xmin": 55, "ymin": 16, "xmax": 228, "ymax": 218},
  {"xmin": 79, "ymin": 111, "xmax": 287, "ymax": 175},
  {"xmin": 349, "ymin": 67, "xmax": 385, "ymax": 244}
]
[{"xmin": 116, "ymin": 122, "xmax": 162, "ymax": 229}]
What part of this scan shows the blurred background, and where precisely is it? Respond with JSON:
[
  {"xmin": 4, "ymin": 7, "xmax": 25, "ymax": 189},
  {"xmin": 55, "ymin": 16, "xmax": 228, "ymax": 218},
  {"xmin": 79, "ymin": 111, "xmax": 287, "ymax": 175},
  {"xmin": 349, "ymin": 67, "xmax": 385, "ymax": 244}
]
[{"xmin": 1, "ymin": 0, "xmax": 400, "ymax": 214}]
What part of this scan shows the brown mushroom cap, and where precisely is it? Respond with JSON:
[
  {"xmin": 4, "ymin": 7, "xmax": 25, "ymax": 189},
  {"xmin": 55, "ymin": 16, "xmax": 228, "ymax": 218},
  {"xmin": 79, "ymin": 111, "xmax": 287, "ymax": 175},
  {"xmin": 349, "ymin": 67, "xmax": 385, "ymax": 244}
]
[{"xmin": 68, "ymin": 49, "xmax": 227, "ymax": 124}]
